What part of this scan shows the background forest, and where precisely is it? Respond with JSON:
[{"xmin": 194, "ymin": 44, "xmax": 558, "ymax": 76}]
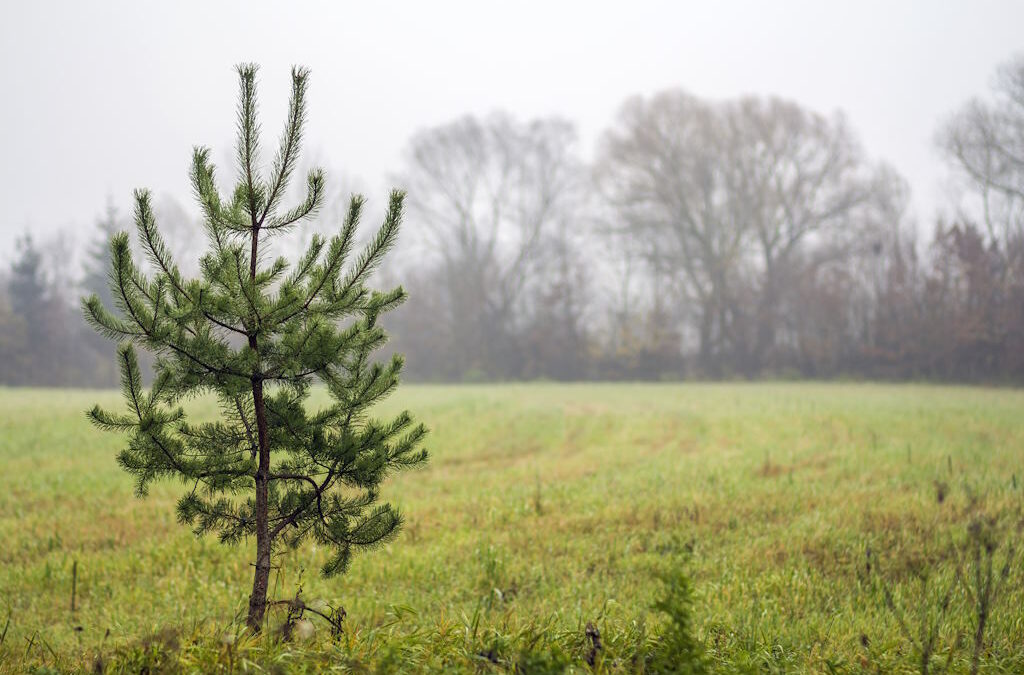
[{"xmin": 2, "ymin": 55, "xmax": 1024, "ymax": 385}]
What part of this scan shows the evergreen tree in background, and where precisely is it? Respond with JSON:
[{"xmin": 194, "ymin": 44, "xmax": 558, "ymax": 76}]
[
  {"xmin": 82, "ymin": 200, "xmax": 122, "ymax": 311},
  {"xmin": 81, "ymin": 201, "xmax": 126, "ymax": 386},
  {"xmin": 5, "ymin": 233, "xmax": 83, "ymax": 386},
  {"xmin": 10, "ymin": 235, "xmax": 48, "ymax": 329},
  {"xmin": 83, "ymin": 64, "xmax": 428, "ymax": 632},
  {"xmin": 8, "ymin": 235, "xmax": 51, "ymax": 384}
]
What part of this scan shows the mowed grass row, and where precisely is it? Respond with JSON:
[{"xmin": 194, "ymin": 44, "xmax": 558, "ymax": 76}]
[{"xmin": 1, "ymin": 383, "xmax": 1023, "ymax": 672}]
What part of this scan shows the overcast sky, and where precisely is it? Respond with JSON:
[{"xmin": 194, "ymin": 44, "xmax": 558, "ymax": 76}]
[{"xmin": 1, "ymin": 0, "xmax": 1022, "ymax": 259}]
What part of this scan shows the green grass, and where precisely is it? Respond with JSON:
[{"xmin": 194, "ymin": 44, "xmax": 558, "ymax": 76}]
[{"xmin": 1, "ymin": 383, "xmax": 1023, "ymax": 673}]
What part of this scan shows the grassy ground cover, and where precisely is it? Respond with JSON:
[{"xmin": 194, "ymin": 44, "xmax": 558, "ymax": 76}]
[{"xmin": 1, "ymin": 383, "xmax": 1022, "ymax": 673}]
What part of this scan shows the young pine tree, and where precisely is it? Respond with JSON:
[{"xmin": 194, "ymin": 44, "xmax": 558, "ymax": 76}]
[{"xmin": 82, "ymin": 65, "xmax": 428, "ymax": 633}]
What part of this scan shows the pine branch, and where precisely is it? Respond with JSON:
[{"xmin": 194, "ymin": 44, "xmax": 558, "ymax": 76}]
[
  {"xmin": 230, "ymin": 247, "xmax": 263, "ymax": 330},
  {"xmin": 191, "ymin": 147, "xmax": 250, "ymax": 236},
  {"xmin": 111, "ymin": 243, "xmax": 245, "ymax": 375},
  {"xmin": 259, "ymin": 66, "xmax": 311, "ymax": 227},
  {"xmin": 135, "ymin": 189, "xmax": 249, "ymax": 338},
  {"xmin": 265, "ymin": 169, "xmax": 325, "ymax": 230},
  {"xmin": 267, "ymin": 194, "xmax": 364, "ymax": 326},
  {"xmin": 82, "ymin": 294, "xmax": 144, "ymax": 340},
  {"xmin": 336, "ymin": 190, "xmax": 405, "ymax": 298},
  {"xmin": 235, "ymin": 63, "xmax": 263, "ymax": 227}
]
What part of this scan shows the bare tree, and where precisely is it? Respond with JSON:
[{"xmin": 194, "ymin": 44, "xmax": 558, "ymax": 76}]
[
  {"xmin": 520, "ymin": 213, "xmax": 593, "ymax": 379},
  {"xmin": 595, "ymin": 90, "xmax": 901, "ymax": 375},
  {"xmin": 397, "ymin": 113, "xmax": 584, "ymax": 378},
  {"xmin": 935, "ymin": 55, "xmax": 1024, "ymax": 381},
  {"xmin": 939, "ymin": 54, "xmax": 1024, "ymax": 246},
  {"xmin": 595, "ymin": 92, "xmax": 733, "ymax": 373}
]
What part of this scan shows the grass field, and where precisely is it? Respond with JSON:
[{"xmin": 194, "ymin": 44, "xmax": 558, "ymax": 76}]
[{"xmin": 1, "ymin": 383, "xmax": 1023, "ymax": 673}]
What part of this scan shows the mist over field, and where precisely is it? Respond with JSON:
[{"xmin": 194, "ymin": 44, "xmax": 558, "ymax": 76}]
[
  {"xmin": 2, "ymin": 1, "xmax": 1024, "ymax": 385},
  {"xmin": 2, "ymin": 2, "xmax": 1024, "ymax": 673}
]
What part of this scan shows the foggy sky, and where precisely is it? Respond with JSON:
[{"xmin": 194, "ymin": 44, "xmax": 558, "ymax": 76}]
[{"xmin": 1, "ymin": 0, "xmax": 1022, "ymax": 259}]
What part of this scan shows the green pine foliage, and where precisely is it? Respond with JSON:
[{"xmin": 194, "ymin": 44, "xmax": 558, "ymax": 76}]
[
  {"xmin": 648, "ymin": 568, "xmax": 708, "ymax": 674},
  {"xmin": 81, "ymin": 64, "xmax": 428, "ymax": 631}
]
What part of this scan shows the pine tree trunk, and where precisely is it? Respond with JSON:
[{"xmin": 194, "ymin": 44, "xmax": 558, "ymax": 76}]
[
  {"xmin": 246, "ymin": 221, "xmax": 271, "ymax": 634},
  {"xmin": 246, "ymin": 377, "xmax": 272, "ymax": 633}
]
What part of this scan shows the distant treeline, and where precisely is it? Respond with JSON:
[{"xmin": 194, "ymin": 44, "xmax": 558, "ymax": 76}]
[{"xmin": 2, "ymin": 57, "xmax": 1023, "ymax": 387}]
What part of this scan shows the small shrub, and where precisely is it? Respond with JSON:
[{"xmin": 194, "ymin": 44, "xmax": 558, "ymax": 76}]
[{"xmin": 647, "ymin": 568, "xmax": 708, "ymax": 674}]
